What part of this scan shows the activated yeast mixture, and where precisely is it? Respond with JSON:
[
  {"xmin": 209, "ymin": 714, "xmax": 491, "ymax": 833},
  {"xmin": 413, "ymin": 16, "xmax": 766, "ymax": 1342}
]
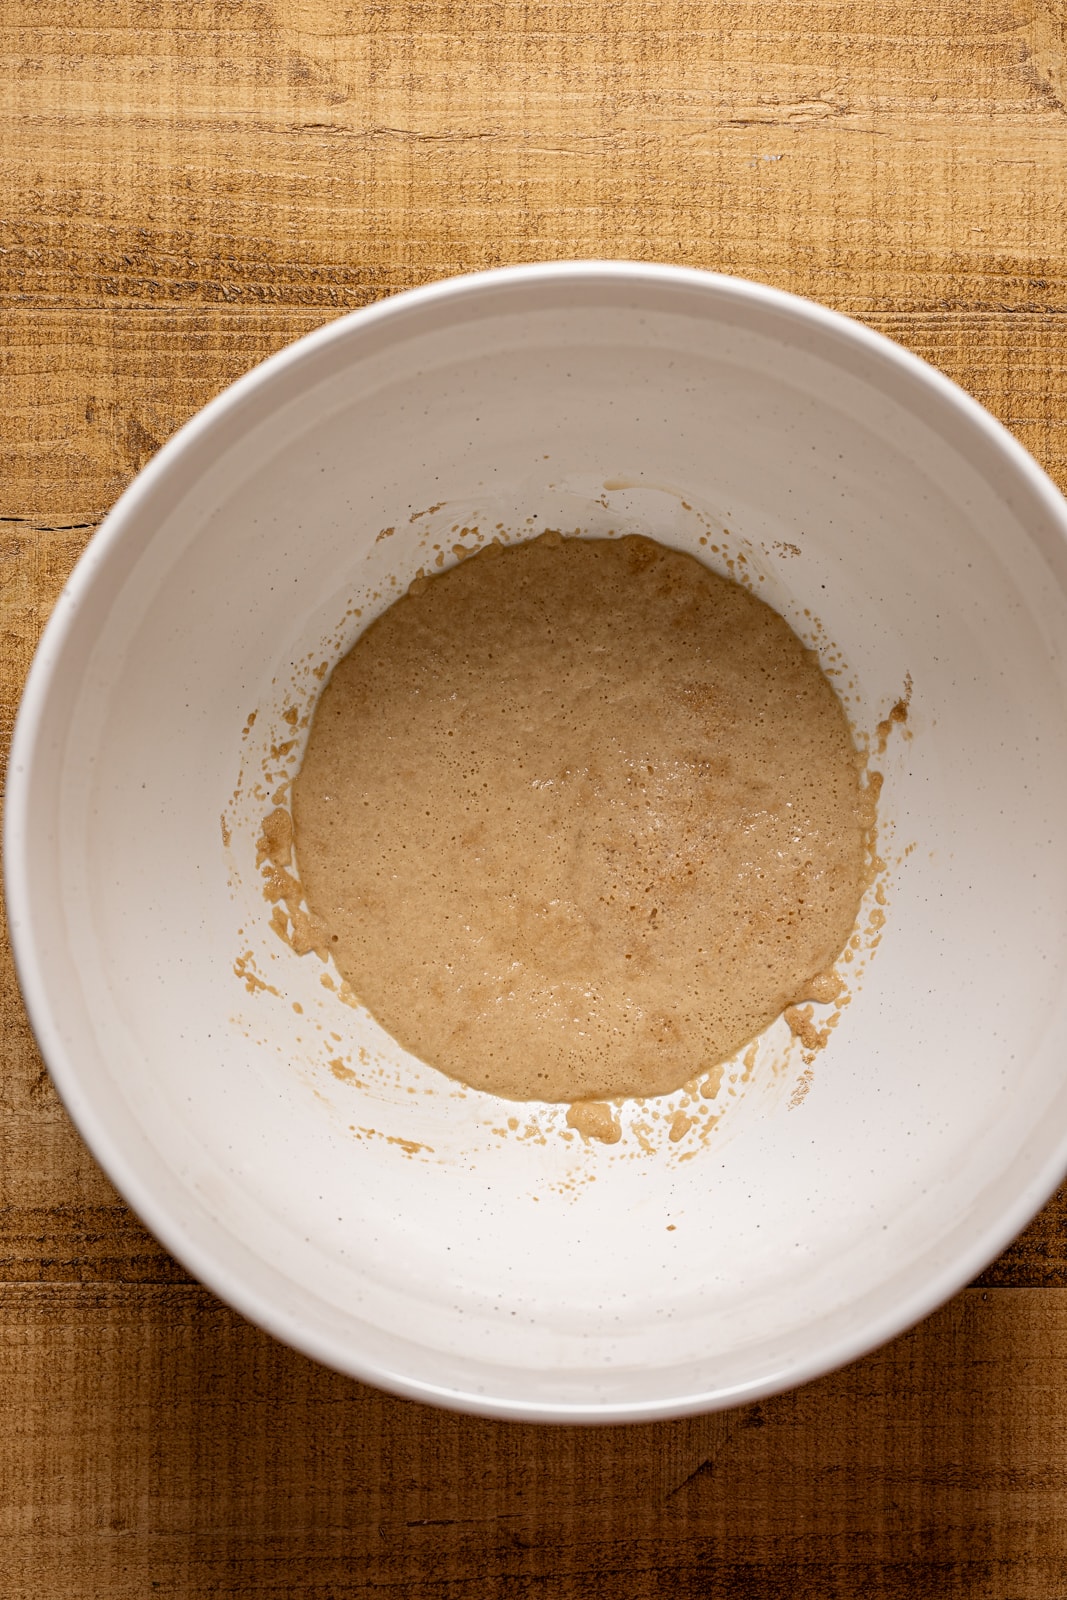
[{"xmin": 290, "ymin": 532, "xmax": 873, "ymax": 1102}]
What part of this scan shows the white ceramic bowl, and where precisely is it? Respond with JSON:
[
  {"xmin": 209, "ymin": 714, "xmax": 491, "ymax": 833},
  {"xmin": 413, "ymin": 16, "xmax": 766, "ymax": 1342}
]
[{"xmin": 8, "ymin": 263, "xmax": 1067, "ymax": 1421}]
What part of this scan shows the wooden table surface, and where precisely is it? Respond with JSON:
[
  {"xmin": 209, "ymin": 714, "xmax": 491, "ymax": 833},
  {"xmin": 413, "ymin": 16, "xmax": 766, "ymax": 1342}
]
[{"xmin": 4, "ymin": 2, "xmax": 1067, "ymax": 1594}]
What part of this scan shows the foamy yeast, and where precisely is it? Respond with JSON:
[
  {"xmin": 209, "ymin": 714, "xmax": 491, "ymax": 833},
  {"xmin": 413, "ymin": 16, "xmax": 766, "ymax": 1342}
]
[{"xmin": 292, "ymin": 533, "xmax": 872, "ymax": 1101}]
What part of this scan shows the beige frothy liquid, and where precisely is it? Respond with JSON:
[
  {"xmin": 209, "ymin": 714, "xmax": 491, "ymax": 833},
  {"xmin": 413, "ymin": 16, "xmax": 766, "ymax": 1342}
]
[{"xmin": 291, "ymin": 532, "xmax": 872, "ymax": 1101}]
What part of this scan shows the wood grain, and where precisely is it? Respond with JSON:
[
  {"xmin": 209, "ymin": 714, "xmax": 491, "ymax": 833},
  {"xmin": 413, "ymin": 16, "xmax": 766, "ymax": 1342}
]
[
  {"xmin": 3, "ymin": 0, "xmax": 1067, "ymax": 314},
  {"xmin": 2, "ymin": 1287, "xmax": 1066, "ymax": 1597},
  {"xmin": 4, "ymin": 0, "xmax": 1067, "ymax": 1592}
]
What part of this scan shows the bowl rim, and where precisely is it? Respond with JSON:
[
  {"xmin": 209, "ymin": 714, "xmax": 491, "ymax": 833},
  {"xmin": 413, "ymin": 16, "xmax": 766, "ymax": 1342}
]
[{"xmin": 8, "ymin": 259, "xmax": 1067, "ymax": 1422}]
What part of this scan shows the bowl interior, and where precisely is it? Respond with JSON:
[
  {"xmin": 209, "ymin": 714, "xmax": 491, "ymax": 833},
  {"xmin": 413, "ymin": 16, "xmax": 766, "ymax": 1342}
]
[{"xmin": 11, "ymin": 267, "xmax": 1067, "ymax": 1418}]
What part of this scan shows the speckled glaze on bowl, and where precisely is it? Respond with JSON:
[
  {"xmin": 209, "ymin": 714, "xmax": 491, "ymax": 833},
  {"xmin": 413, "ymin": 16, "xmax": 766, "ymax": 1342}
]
[{"xmin": 7, "ymin": 263, "xmax": 1067, "ymax": 1421}]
